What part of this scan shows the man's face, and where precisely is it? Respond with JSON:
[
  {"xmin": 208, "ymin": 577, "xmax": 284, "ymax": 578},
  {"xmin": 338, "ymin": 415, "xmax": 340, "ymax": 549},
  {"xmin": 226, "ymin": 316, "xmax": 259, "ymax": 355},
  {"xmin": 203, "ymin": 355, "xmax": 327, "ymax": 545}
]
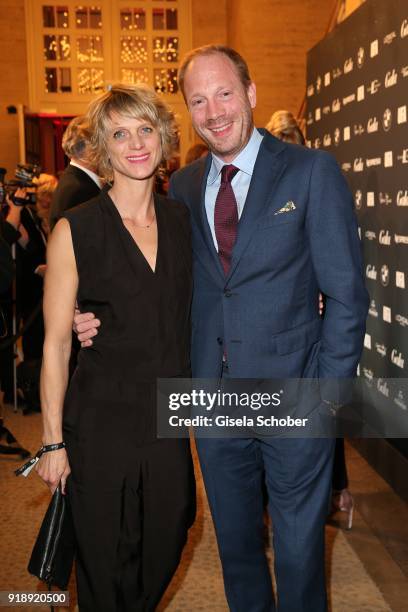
[{"xmin": 183, "ymin": 53, "xmax": 256, "ymax": 162}]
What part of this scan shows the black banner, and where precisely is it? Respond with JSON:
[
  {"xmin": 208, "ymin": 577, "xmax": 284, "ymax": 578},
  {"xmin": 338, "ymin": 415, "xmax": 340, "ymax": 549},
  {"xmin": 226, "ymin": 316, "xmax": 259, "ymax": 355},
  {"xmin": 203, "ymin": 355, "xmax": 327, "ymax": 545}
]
[{"xmin": 306, "ymin": 0, "xmax": 408, "ymax": 455}]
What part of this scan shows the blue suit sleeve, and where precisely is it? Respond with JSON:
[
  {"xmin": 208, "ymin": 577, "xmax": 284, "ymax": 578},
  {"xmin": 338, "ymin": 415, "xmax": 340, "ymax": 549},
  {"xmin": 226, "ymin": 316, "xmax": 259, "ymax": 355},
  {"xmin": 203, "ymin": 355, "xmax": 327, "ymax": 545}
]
[{"xmin": 306, "ymin": 151, "xmax": 369, "ymax": 381}]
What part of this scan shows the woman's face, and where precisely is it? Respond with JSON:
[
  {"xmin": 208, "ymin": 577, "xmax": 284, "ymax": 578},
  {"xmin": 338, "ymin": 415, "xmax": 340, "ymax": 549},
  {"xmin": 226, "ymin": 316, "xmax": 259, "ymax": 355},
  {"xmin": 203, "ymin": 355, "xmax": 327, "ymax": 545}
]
[{"xmin": 105, "ymin": 112, "xmax": 163, "ymax": 182}]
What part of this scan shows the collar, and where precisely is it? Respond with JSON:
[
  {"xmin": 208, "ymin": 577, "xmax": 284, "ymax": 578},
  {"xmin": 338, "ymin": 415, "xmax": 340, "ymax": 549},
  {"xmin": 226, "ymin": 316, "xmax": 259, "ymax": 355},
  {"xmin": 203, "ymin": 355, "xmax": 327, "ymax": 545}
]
[
  {"xmin": 207, "ymin": 128, "xmax": 264, "ymax": 185},
  {"xmin": 70, "ymin": 161, "xmax": 102, "ymax": 188}
]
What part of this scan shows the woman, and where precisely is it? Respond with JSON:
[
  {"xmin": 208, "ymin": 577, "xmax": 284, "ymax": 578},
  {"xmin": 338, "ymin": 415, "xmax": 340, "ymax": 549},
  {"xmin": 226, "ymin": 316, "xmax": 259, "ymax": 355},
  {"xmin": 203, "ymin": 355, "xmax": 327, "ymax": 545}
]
[{"xmin": 36, "ymin": 84, "xmax": 195, "ymax": 611}]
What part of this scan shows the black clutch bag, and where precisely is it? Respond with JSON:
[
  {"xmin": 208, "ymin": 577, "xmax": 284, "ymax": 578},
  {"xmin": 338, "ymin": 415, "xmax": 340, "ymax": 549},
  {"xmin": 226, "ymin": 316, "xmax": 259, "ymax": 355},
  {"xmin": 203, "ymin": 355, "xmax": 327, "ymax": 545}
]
[{"xmin": 28, "ymin": 485, "xmax": 76, "ymax": 590}]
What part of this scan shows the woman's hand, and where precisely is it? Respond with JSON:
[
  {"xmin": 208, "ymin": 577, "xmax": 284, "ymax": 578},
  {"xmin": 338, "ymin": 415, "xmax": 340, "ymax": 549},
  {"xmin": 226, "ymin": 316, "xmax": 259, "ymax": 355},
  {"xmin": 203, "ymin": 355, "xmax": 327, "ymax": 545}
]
[{"xmin": 35, "ymin": 448, "xmax": 71, "ymax": 494}]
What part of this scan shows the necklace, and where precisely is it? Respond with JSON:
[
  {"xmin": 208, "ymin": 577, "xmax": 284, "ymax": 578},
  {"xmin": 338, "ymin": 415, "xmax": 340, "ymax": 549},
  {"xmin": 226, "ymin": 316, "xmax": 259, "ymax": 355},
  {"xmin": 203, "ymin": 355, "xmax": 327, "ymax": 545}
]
[
  {"xmin": 127, "ymin": 213, "xmax": 156, "ymax": 229},
  {"xmin": 110, "ymin": 192, "xmax": 156, "ymax": 228}
]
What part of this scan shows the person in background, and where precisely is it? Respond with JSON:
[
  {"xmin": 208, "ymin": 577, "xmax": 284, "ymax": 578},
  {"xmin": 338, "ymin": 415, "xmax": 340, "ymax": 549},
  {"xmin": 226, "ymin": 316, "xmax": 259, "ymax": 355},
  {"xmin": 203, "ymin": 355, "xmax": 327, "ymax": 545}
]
[
  {"xmin": 266, "ymin": 109, "xmax": 305, "ymax": 145},
  {"xmin": 185, "ymin": 142, "xmax": 208, "ymax": 165},
  {"xmin": 0, "ymin": 231, "xmax": 29, "ymax": 457},
  {"xmin": 49, "ymin": 116, "xmax": 102, "ymax": 230},
  {"xmin": 0, "ymin": 175, "xmax": 56, "ymax": 405},
  {"xmin": 17, "ymin": 174, "xmax": 57, "ymax": 362},
  {"xmin": 266, "ymin": 108, "xmax": 355, "ymax": 529},
  {"xmin": 36, "ymin": 84, "xmax": 195, "ymax": 611}
]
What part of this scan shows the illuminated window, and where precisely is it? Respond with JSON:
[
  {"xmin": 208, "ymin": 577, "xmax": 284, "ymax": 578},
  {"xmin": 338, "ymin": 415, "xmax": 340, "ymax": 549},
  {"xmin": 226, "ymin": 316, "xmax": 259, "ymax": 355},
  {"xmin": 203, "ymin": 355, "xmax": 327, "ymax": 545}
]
[{"xmin": 26, "ymin": 1, "xmax": 192, "ymax": 161}]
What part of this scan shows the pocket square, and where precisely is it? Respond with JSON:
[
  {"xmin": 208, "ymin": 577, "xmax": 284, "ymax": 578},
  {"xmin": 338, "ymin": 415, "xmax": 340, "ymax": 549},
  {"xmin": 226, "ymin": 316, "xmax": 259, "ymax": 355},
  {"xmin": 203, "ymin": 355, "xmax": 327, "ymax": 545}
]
[{"xmin": 274, "ymin": 201, "xmax": 297, "ymax": 215}]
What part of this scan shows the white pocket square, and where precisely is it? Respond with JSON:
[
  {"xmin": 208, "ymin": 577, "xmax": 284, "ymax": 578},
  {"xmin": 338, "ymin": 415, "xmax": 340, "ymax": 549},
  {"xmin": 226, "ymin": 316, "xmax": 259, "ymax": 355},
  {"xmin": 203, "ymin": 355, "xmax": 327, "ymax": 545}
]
[{"xmin": 274, "ymin": 201, "xmax": 297, "ymax": 215}]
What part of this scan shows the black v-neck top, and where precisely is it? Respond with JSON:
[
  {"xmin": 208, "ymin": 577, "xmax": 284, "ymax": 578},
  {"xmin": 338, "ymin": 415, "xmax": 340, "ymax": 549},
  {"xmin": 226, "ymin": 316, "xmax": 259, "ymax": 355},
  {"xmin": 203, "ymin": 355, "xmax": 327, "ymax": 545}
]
[{"xmin": 63, "ymin": 191, "xmax": 192, "ymax": 384}]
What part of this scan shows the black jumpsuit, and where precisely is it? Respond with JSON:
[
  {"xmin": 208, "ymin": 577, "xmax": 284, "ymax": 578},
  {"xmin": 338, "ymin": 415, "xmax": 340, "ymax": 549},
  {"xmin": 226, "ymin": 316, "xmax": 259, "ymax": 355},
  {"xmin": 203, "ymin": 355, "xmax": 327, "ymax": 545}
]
[{"xmin": 62, "ymin": 191, "xmax": 195, "ymax": 611}]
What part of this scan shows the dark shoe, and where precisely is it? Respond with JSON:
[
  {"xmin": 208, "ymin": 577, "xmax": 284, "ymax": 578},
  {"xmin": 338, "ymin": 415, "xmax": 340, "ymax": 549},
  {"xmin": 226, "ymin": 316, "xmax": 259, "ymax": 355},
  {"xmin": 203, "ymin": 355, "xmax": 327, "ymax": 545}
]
[{"xmin": 0, "ymin": 425, "xmax": 30, "ymax": 458}]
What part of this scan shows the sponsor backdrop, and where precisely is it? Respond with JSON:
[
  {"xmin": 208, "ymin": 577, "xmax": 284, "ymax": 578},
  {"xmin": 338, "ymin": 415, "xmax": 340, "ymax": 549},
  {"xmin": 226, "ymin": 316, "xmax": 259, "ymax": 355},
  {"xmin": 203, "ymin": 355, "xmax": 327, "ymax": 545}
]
[{"xmin": 306, "ymin": 0, "xmax": 408, "ymax": 456}]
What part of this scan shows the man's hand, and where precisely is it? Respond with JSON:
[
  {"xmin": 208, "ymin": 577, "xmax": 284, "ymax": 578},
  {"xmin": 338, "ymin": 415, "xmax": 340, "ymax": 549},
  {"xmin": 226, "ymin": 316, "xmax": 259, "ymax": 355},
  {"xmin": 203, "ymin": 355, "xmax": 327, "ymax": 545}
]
[
  {"xmin": 35, "ymin": 264, "xmax": 47, "ymax": 278},
  {"xmin": 73, "ymin": 309, "xmax": 100, "ymax": 347},
  {"xmin": 5, "ymin": 193, "xmax": 23, "ymax": 229}
]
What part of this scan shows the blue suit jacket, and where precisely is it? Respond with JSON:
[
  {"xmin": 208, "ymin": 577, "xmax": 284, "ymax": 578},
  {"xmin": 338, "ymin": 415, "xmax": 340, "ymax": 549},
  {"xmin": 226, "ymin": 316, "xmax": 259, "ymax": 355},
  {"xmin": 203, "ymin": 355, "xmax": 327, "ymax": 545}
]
[{"xmin": 170, "ymin": 130, "xmax": 369, "ymax": 391}]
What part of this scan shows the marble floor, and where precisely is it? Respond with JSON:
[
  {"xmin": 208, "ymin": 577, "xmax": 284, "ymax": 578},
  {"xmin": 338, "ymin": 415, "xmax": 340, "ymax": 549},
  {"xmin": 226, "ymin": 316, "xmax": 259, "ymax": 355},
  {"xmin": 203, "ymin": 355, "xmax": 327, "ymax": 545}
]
[{"xmin": 0, "ymin": 401, "xmax": 407, "ymax": 612}]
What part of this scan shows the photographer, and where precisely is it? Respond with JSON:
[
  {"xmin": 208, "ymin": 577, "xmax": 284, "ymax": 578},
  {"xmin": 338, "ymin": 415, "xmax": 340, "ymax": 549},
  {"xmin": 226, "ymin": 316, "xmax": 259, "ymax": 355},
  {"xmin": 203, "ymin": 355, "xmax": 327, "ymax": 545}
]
[
  {"xmin": 0, "ymin": 232, "xmax": 29, "ymax": 457},
  {"xmin": 0, "ymin": 233, "xmax": 13, "ymax": 296},
  {"xmin": 16, "ymin": 176, "xmax": 57, "ymax": 362},
  {"xmin": 0, "ymin": 188, "xmax": 27, "ymax": 404},
  {"xmin": 0, "ymin": 175, "xmax": 57, "ymax": 404}
]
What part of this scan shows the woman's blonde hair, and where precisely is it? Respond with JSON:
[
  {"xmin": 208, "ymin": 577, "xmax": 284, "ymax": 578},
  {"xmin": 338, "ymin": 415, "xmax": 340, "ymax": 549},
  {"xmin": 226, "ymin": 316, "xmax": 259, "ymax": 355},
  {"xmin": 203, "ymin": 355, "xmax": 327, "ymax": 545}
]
[
  {"xmin": 32, "ymin": 173, "xmax": 58, "ymax": 199},
  {"xmin": 265, "ymin": 110, "xmax": 305, "ymax": 146},
  {"xmin": 85, "ymin": 83, "xmax": 178, "ymax": 180}
]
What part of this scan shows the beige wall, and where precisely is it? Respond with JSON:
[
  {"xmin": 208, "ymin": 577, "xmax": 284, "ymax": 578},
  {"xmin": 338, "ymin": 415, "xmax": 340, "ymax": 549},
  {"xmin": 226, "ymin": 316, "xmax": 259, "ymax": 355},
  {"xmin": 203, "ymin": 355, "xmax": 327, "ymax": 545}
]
[
  {"xmin": 0, "ymin": 0, "xmax": 28, "ymax": 178},
  {"xmin": 226, "ymin": 0, "xmax": 338, "ymax": 128},
  {"xmin": 191, "ymin": 0, "xmax": 228, "ymax": 47}
]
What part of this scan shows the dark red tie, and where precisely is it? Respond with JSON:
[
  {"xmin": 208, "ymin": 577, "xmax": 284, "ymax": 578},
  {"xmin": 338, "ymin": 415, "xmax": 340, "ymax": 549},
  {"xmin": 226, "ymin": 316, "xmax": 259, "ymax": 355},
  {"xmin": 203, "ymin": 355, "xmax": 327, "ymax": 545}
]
[{"xmin": 214, "ymin": 164, "xmax": 239, "ymax": 274}]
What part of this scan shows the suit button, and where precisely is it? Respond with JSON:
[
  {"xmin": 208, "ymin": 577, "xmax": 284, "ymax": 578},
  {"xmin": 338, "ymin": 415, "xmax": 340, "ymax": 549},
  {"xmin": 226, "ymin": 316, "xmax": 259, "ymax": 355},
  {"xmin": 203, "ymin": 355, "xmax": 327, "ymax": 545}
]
[
  {"xmin": 217, "ymin": 337, "xmax": 223, "ymax": 345},
  {"xmin": 224, "ymin": 289, "xmax": 232, "ymax": 297}
]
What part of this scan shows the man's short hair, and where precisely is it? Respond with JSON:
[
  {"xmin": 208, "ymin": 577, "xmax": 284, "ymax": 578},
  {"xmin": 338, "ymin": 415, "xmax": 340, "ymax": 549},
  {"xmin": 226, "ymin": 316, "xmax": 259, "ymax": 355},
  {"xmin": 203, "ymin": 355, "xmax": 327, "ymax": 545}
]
[
  {"xmin": 62, "ymin": 116, "xmax": 90, "ymax": 160},
  {"xmin": 85, "ymin": 83, "xmax": 178, "ymax": 181},
  {"xmin": 178, "ymin": 45, "xmax": 252, "ymax": 100}
]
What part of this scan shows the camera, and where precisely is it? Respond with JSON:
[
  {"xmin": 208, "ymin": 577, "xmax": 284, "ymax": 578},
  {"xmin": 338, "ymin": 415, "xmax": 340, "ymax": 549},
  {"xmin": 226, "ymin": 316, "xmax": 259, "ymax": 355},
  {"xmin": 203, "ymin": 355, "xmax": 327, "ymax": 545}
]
[{"xmin": 0, "ymin": 164, "xmax": 42, "ymax": 207}]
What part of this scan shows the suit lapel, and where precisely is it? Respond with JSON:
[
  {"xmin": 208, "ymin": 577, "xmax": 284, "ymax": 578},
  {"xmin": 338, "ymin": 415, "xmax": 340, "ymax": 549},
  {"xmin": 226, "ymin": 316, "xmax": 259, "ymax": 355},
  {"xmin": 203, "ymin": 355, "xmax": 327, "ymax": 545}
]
[
  {"xmin": 190, "ymin": 155, "xmax": 225, "ymax": 282},
  {"xmin": 226, "ymin": 133, "xmax": 287, "ymax": 282}
]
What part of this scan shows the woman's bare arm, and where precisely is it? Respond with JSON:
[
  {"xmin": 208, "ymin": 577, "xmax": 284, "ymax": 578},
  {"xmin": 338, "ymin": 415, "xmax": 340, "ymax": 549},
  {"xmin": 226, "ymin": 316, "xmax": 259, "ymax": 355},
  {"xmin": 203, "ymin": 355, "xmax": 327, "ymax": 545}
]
[{"xmin": 36, "ymin": 218, "xmax": 78, "ymax": 493}]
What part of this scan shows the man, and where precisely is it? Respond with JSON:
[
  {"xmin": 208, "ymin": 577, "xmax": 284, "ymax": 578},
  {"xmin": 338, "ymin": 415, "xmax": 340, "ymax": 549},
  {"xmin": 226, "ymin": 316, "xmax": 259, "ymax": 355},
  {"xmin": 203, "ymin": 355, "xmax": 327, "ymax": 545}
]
[
  {"xmin": 75, "ymin": 46, "xmax": 368, "ymax": 611},
  {"xmin": 49, "ymin": 115, "xmax": 102, "ymax": 229}
]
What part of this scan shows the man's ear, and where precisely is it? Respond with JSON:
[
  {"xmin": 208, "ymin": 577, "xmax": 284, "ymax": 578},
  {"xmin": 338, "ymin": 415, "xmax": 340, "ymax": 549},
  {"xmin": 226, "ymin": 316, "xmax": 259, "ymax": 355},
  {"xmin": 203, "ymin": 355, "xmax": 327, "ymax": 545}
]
[{"xmin": 247, "ymin": 82, "xmax": 257, "ymax": 109}]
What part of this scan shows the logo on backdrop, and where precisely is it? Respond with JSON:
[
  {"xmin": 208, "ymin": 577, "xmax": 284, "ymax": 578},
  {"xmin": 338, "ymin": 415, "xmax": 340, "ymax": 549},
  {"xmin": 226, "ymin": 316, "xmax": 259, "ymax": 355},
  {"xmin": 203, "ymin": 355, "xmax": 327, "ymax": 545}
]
[
  {"xmin": 383, "ymin": 108, "xmax": 392, "ymax": 131},
  {"xmin": 377, "ymin": 378, "xmax": 389, "ymax": 397},
  {"xmin": 366, "ymin": 265, "xmax": 377, "ymax": 280},
  {"xmin": 394, "ymin": 234, "xmax": 408, "ymax": 244},
  {"xmin": 395, "ymin": 314, "xmax": 408, "ymax": 328},
  {"xmin": 397, "ymin": 191, "xmax": 408, "ymax": 206},
  {"xmin": 367, "ymin": 117, "xmax": 379, "ymax": 133},
  {"xmin": 379, "ymin": 192, "xmax": 392, "ymax": 205},
  {"xmin": 379, "ymin": 230, "xmax": 391, "ymax": 245},
  {"xmin": 394, "ymin": 390, "xmax": 407, "ymax": 410},
  {"xmin": 334, "ymin": 128, "xmax": 341, "ymax": 146},
  {"xmin": 354, "ymin": 123, "xmax": 365, "ymax": 136},
  {"xmin": 367, "ymin": 79, "xmax": 381, "ymax": 95},
  {"xmin": 385, "ymin": 69, "xmax": 398, "ymax": 88},
  {"xmin": 397, "ymin": 149, "xmax": 408, "ymax": 164},
  {"xmin": 391, "ymin": 349, "xmax": 405, "ymax": 369},
  {"xmin": 381, "ymin": 265, "xmax": 390, "ymax": 286},
  {"xmin": 357, "ymin": 46, "xmax": 365, "ymax": 67},
  {"xmin": 383, "ymin": 306, "xmax": 392, "ymax": 323},
  {"xmin": 396, "ymin": 271, "xmax": 406, "ymax": 288},
  {"xmin": 384, "ymin": 31, "xmax": 397, "ymax": 45},
  {"xmin": 344, "ymin": 58, "xmax": 354, "ymax": 73},
  {"xmin": 376, "ymin": 343, "xmax": 387, "ymax": 357},
  {"xmin": 354, "ymin": 158, "xmax": 364, "ymax": 172},
  {"xmin": 369, "ymin": 300, "xmax": 379, "ymax": 317}
]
